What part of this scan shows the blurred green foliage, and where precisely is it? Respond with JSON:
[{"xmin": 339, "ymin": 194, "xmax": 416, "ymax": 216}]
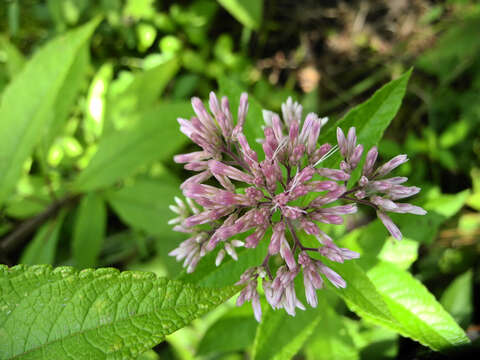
[{"xmin": 0, "ymin": 0, "xmax": 479, "ymax": 359}]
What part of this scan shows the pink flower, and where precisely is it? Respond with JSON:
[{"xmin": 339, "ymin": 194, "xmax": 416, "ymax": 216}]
[{"xmin": 169, "ymin": 94, "xmax": 426, "ymax": 320}]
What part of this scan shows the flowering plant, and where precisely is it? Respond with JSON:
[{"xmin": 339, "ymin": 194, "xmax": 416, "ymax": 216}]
[{"xmin": 169, "ymin": 93, "xmax": 426, "ymax": 321}]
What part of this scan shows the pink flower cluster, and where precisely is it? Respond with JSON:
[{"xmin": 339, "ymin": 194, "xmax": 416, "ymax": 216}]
[{"xmin": 169, "ymin": 93, "xmax": 426, "ymax": 321}]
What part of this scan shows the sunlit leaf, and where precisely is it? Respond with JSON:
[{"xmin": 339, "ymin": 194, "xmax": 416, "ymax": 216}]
[
  {"xmin": 367, "ymin": 261, "xmax": 470, "ymax": 350},
  {"xmin": 0, "ymin": 19, "xmax": 99, "ymax": 205}
]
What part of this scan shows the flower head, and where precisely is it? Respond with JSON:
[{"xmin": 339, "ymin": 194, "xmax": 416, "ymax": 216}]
[{"xmin": 170, "ymin": 93, "xmax": 426, "ymax": 320}]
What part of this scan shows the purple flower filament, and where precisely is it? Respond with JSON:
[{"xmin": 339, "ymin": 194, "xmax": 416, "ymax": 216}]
[{"xmin": 169, "ymin": 93, "xmax": 426, "ymax": 321}]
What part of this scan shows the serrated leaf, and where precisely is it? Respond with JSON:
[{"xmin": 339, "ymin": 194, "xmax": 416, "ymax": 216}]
[
  {"xmin": 106, "ymin": 177, "xmax": 181, "ymax": 236},
  {"xmin": 320, "ymin": 70, "xmax": 411, "ymax": 185},
  {"xmin": 440, "ymin": 270, "xmax": 473, "ymax": 328},
  {"xmin": 72, "ymin": 193, "xmax": 106, "ymax": 268},
  {"xmin": 73, "ymin": 102, "xmax": 192, "ymax": 191},
  {"xmin": 0, "ymin": 264, "xmax": 238, "ymax": 359},
  {"xmin": 197, "ymin": 305, "xmax": 257, "ymax": 356},
  {"xmin": 20, "ymin": 211, "xmax": 66, "ymax": 265},
  {"xmin": 367, "ymin": 261, "xmax": 470, "ymax": 350},
  {"xmin": 0, "ymin": 19, "xmax": 99, "ymax": 205},
  {"xmin": 217, "ymin": 0, "xmax": 263, "ymax": 30},
  {"xmin": 218, "ymin": 77, "xmax": 264, "ymax": 154}
]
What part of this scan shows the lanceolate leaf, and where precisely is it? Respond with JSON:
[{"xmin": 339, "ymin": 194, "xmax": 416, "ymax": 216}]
[
  {"xmin": 367, "ymin": 261, "xmax": 470, "ymax": 351},
  {"xmin": 73, "ymin": 102, "xmax": 192, "ymax": 191},
  {"xmin": 72, "ymin": 193, "xmax": 106, "ymax": 268},
  {"xmin": 320, "ymin": 70, "xmax": 412, "ymax": 185},
  {"xmin": 0, "ymin": 264, "xmax": 238, "ymax": 359},
  {"xmin": 0, "ymin": 19, "xmax": 99, "ymax": 205},
  {"xmin": 20, "ymin": 211, "xmax": 66, "ymax": 265},
  {"xmin": 327, "ymin": 260, "xmax": 469, "ymax": 350}
]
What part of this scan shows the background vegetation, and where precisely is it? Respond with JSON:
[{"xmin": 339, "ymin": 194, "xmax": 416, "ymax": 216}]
[{"xmin": 0, "ymin": 0, "xmax": 479, "ymax": 359}]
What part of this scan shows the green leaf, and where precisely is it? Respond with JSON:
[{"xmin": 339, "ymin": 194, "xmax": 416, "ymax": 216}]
[
  {"xmin": 72, "ymin": 193, "xmax": 106, "ymax": 268},
  {"xmin": 305, "ymin": 308, "xmax": 359, "ymax": 360},
  {"xmin": 197, "ymin": 305, "xmax": 258, "ymax": 356},
  {"xmin": 338, "ymin": 221, "xmax": 418, "ymax": 269},
  {"xmin": 0, "ymin": 35, "xmax": 25, "ymax": 78},
  {"xmin": 440, "ymin": 270, "xmax": 473, "ymax": 328},
  {"xmin": 377, "ymin": 238, "xmax": 419, "ymax": 270},
  {"xmin": 107, "ymin": 177, "xmax": 181, "ymax": 236},
  {"xmin": 321, "ymin": 70, "xmax": 412, "ymax": 185},
  {"xmin": 104, "ymin": 59, "xmax": 179, "ymax": 134},
  {"xmin": 325, "ymin": 261, "xmax": 396, "ymax": 326},
  {"xmin": 367, "ymin": 261, "xmax": 470, "ymax": 350},
  {"xmin": 20, "ymin": 211, "xmax": 66, "ymax": 265},
  {"xmin": 73, "ymin": 102, "xmax": 192, "ymax": 191},
  {"xmin": 252, "ymin": 298, "xmax": 323, "ymax": 360},
  {"xmin": 84, "ymin": 63, "xmax": 114, "ymax": 141},
  {"xmin": 217, "ymin": 0, "xmax": 263, "ymax": 30},
  {"xmin": 39, "ymin": 39, "xmax": 90, "ymax": 152},
  {"xmin": 0, "ymin": 264, "xmax": 238, "ymax": 359},
  {"xmin": 0, "ymin": 19, "xmax": 99, "ymax": 205},
  {"xmin": 218, "ymin": 77, "xmax": 264, "ymax": 154}
]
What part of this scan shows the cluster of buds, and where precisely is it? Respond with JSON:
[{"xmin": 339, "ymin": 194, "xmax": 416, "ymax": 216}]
[{"xmin": 169, "ymin": 93, "xmax": 426, "ymax": 321}]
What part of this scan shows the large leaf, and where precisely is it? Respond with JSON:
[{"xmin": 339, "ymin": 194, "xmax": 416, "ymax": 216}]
[
  {"xmin": 73, "ymin": 102, "xmax": 192, "ymax": 191},
  {"xmin": 367, "ymin": 261, "xmax": 470, "ymax": 350},
  {"xmin": 0, "ymin": 19, "xmax": 99, "ymax": 204},
  {"xmin": 106, "ymin": 177, "xmax": 181, "ymax": 236},
  {"xmin": 217, "ymin": 0, "xmax": 263, "ymax": 30},
  {"xmin": 72, "ymin": 193, "xmax": 107, "ymax": 268},
  {"xmin": 252, "ymin": 296, "xmax": 324, "ymax": 360},
  {"xmin": 19, "ymin": 211, "xmax": 66, "ymax": 265},
  {"xmin": 320, "ymin": 70, "xmax": 411, "ymax": 185},
  {"xmin": 0, "ymin": 264, "xmax": 238, "ymax": 359}
]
